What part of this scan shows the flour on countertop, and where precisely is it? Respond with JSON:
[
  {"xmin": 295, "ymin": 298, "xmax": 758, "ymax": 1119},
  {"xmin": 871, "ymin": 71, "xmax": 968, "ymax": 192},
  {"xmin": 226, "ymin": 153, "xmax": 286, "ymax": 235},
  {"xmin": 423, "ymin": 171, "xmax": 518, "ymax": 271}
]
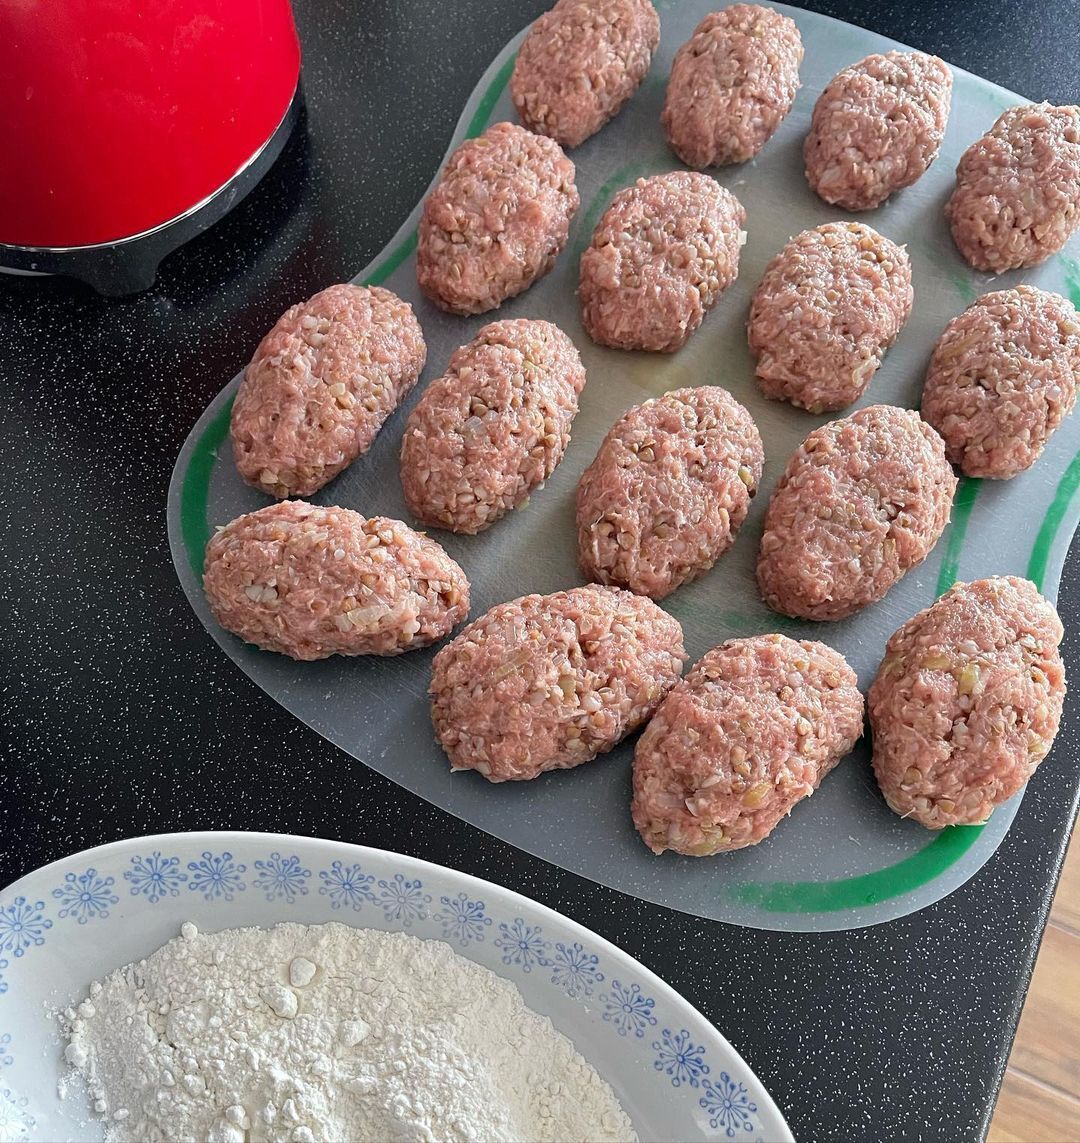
[{"xmin": 60, "ymin": 922, "xmax": 637, "ymax": 1143}]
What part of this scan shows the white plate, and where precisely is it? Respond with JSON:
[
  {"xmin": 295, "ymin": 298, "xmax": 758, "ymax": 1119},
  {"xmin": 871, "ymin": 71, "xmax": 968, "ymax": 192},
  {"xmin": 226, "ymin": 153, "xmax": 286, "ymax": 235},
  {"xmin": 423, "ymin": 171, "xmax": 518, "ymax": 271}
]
[{"xmin": 0, "ymin": 833, "xmax": 792, "ymax": 1142}]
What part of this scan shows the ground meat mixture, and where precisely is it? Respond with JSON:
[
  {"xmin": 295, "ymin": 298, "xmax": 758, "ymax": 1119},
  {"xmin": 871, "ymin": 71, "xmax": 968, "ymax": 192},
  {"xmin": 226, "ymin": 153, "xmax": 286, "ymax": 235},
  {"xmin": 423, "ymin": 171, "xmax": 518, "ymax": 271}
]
[
  {"xmin": 576, "ymin": 386, "xmax": 764, "ymax": 599},
  {"xmin": 946, "ymin": 102, "xmax": 1080, "ymax": 271},
  {"xmin": 870, "ymin": 576, "xmax": 1065, "ymax": 828},
  {"xmin": 416, "ymin": 121, "xmax": 579, "ymax": 315},
  {"xmin": 401, "ymin": 319, "xmax": 586, "ymax": 533},
  {"xmin": 632, "ymin": 634, "xmax": 864, "ymax": 855},
  {"xmin": 662, "ymin": 4, "xmax": 803, "ymax": 168},
  {"xmin": 579, "ymin": 171, "xmax": 745, "ymax": 352},
  {"xmin": 747, "ymin": 221, "xmax": 913, "ymax": 413},
  {"xmin": 757, "ymin": 405, "xmax": 957, "ymax": 621},
  {"xmin": 231, "ymin": 284, "xmax": 426, "ymax": 498},
  {"xmin": 429, "ymin": 584, "xmax": 686, "ymax": 781},
  {"xmin": 511, "ymin": 0, "xmax": 660, "ymax": 149},
  {"xmin": 921, "ymin": 287, "xmax": 1080, "ymax": 478},
  {"xmin": 804, "ymin": 50, "xmax": 952, "ymax": 210},
  {"xmin": 204, "ymin": 501, "xmax": 470, "ymax": 661}
]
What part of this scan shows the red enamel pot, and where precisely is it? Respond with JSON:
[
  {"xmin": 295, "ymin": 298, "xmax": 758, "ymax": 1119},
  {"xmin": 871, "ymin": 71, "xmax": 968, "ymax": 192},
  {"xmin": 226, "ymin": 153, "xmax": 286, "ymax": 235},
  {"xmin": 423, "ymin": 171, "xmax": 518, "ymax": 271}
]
[{"xmin": 0, "ymin": 0, "xmax": 302, "ymax": 293}]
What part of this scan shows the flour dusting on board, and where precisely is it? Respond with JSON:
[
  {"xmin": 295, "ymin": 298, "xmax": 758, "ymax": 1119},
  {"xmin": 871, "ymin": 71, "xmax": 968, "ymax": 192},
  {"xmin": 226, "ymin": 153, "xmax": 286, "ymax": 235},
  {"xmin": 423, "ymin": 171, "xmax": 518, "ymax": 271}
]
[{"xmin": 60, "ymin": 922, "xmax": 636, "ymax": 1143}]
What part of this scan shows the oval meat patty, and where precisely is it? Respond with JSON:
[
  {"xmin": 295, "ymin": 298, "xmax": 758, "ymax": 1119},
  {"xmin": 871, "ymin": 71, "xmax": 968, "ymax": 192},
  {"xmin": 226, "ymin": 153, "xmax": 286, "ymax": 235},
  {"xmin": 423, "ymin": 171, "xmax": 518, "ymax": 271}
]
[
  {"xmin": 662, "ymin": 4, "xmax": 803, "ymax": 168},
  {"xmin": 632, "ymin": 634, "xmax": 864, "ymax": 856},
  {"xmin": 429, "ymin": 584, "xmax": 686, "ymax": 782},
  {"xmin": 747, "ymin": 221, "xmax": 913, "ymax": 413},
  {"xmin": 579, "ymin": 171, "xmax": 745, "ymax": 352},
  {"xmin": 757, "ymin": 405, "xmax": 957, "ymax": 621},
  {"xmin": 204, "ymin": 501, "xmax": 470, "ymax": 661},
  {"xmin": 870, "ymin": 576, "xmax": 1065, "ymax": 828},
  {"xmin": 511, "ymin": 0, "xmax": 660, "ymax": 149},
  {"xmin": 921, "ymin": 286, "xmax": 1080, "ymax": 478},
  {"xmin": 946, "ymin": 102, "xmax": 1080, "ymax": 271},
  {"xmin": 416, "ymin": 121, "xmax": 579, "ymax": 315},
  {"xmin": 576, "ymin": 386, "xmax": 764, "ymax": 599},
  {"xmin": 231, "ymin": 284, "xmax": 426, "ymax": 499},
  {"xmin": 804, "ymin": 50, "xmax": 952, "ymax": 210},
  {"xmin": 401, "ymin": 319, "xmax": 586, "ymax": 534}
]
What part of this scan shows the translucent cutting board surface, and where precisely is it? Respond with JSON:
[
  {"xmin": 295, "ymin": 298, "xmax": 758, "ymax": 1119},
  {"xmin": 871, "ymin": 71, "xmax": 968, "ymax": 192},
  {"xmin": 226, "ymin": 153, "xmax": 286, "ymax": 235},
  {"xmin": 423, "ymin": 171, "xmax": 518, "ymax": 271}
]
[{"xmin": 169, "ymin": 1, "xmax": 1080, "ymax": 930}]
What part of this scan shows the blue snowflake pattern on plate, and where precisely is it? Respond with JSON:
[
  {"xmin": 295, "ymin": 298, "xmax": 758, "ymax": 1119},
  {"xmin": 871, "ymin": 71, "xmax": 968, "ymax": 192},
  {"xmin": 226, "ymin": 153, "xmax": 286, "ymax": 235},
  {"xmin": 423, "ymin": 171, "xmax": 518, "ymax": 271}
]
[
  {"xmin": 0, "ymin": 956, "xmax": 8, "ymax": 996},
  {"xmin": 0, "ymin": 1033, "xmax": 12, "ymax": 1068},
  {"xmin": 601, "ymin": 980, "xmax": 658, "ymax": 1038},
  {"xmin": 0, "ymin": 898, "xmax": 51, "ymax": 958},
  {"xmin": 433, "ymin": 892, "xmax": 492, "ymax": 945},
  {"xmin": 652, "ymin": 1028, "xmax": 710, "ymax": 1088},
  {"xmin": 699, "ymin": 1072, "xmax": 760, "ymax": 1137},
  {"xmin": 52, "ymin": 869, "xmax": 119, "ymax": 925},
  {"xmin": 124, "ymin": 853, "xmax": 187, "ymax": 903},
  {"xmin": 318, "ymin": 861, "xmax": 376, "ymax": 911},
  {"xmin": 376, "ymin": 874, "xmax": 431, "ymax": 926},
  {"xmin": 495, "ymin": 918, "xmax": 551, "ymax": 973},
  {"xmin": 550, "ymin": 941, "xmax": 604, "ymax": 999},
  {"xmin": 253, "ymin": 853, "xmax": 311, "ymax": 903},
  {"xmin": 0, "ymin": 1086, "xmax": 33, "ymax": 1141},
  {"xmin": 187, "ymin": 852, "xmax": 247, "ymax": 902}
]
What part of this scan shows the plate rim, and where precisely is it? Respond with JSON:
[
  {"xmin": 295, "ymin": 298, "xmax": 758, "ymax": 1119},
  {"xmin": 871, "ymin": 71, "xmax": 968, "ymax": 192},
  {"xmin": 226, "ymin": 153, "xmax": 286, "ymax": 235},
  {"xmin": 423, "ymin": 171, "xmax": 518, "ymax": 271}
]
[{"xmin": 0, "ymin": 829, "xmax": 795, "ymax": 1143}]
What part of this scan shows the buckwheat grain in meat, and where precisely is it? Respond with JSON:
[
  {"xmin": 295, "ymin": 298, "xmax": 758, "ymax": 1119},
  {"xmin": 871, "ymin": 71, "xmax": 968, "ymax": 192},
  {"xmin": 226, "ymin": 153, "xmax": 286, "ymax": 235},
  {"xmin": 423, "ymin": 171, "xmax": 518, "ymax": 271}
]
[
  {"xmin": 870, "ymin": 576, "xmax": 1065, "ymax": 828},
  {"xmin": 511, "ymin": 0, "xmax": 660, "ymax": 149},
  {"xmin": 662, "ymin": 5, "xmax": 803, "ymax": 168},
  {"xmin": 632, "ymin": 634, "xmax": 864, "ymax": 855},
  {"xmin": 748, "ymin": 222, "xmax": 913, "ymax": 413},
  {"xmin": 204, "ymin": 501, "xmax": 469, "ymax": 661},
  {"xmin": 416, "ymin": 122, "xmax": 579, "ymax": 315},
  {"xmin": 946, "ymin": 102, "xmax": 1080, "ymax": 271},
  {"xmin": 429, "ymin": 584, "xmax": 686, "ymax": 782},
  {"xmin": 576, "ymin": 386, "xmax": 764, "ymax": 599},
  {"xmin": 231, "ymin": 284, "xmax": 426, "ymax": 498},
  {"xmin": 921, "ymin": 286, "xmax": 1080, "ymax": 478},
  {"xmin": 805, "ymin": 51, "xmax": 952, "ymax": 210},
  {"xmin": 401, "ymin": 319, "xmax": 586, "ymax": 534},
  {"xmin": 579, "ymin": 172, "xmax": 745, "ymax": 352},
  {"xmin": 757, "ymin": 405, "xmax": 956, "ymax": 621}
]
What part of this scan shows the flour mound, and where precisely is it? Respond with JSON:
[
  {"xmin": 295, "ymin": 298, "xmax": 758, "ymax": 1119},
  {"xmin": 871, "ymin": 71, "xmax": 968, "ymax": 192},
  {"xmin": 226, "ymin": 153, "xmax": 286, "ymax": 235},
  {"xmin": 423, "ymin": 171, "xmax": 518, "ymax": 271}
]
[{"xmin": 60, "ymin": 922, "xmax": 636, "ymax": 1143}]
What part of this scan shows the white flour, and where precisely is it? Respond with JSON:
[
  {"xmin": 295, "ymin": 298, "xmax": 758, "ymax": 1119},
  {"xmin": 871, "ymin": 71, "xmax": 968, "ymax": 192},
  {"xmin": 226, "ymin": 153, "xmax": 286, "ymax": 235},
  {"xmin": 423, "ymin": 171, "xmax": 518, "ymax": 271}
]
[{"xmin": 60, "ymin": 922, "xmax": 636, "ymax": 1143}]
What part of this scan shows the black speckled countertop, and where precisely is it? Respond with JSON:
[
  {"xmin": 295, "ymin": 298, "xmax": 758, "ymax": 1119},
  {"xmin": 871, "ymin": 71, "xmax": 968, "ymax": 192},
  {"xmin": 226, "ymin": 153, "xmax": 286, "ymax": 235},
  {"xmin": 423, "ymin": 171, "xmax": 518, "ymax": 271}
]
[{"xmin": 1, "ymin": 3, "xmax": 1079, "ymax": 1140}]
